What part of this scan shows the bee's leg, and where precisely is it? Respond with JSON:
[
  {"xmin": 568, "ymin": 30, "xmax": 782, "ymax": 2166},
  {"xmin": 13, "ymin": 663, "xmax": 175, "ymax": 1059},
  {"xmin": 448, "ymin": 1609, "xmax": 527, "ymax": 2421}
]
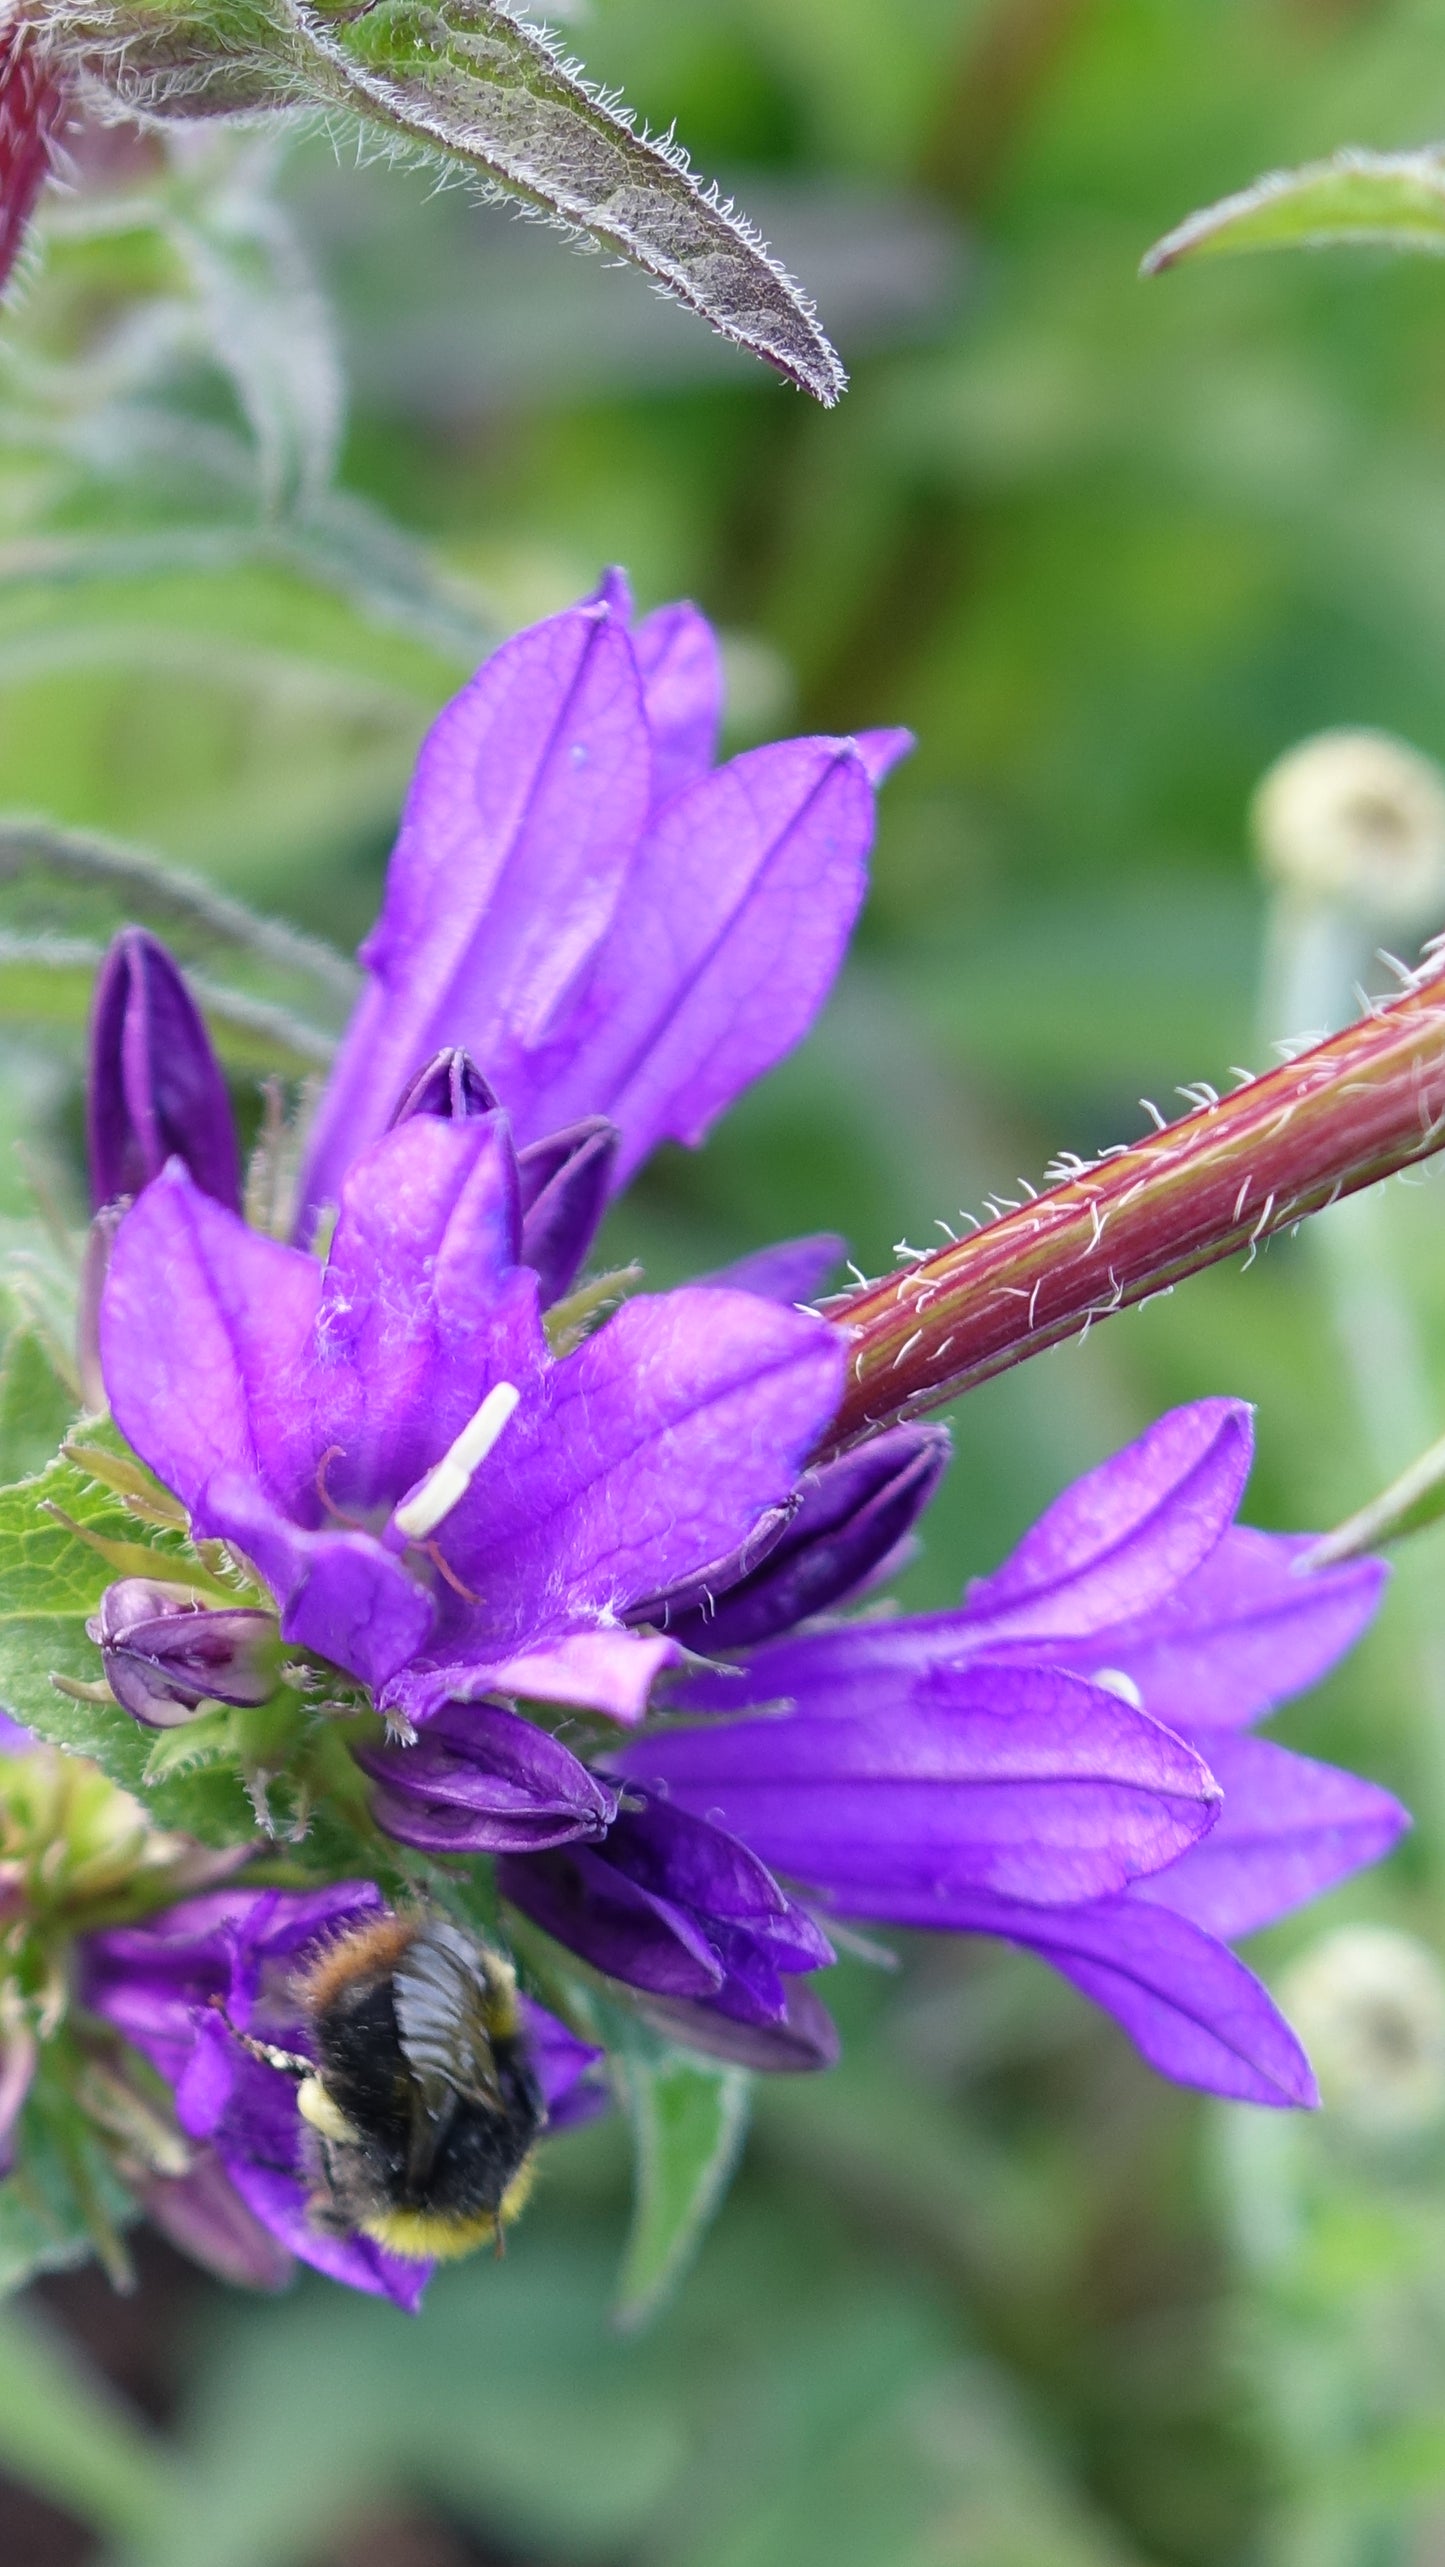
[{"xmin": 206, "ymin": 1996, "xmax": 310, "ymax": 2078}]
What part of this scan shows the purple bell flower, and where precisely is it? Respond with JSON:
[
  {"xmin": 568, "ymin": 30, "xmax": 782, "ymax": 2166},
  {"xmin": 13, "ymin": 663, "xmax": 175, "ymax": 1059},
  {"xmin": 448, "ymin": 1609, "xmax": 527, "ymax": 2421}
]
[
  {"xmin": 98, "ymin": 1113, "xmax": 845, "ymax": 1731},
  {"xmin": 87, "ymin": 927, "xmax": 240, "ymax": 1213},
  {"xmin": 296, "ymin": 574, "xmax": 910, "ymax": 1229},
  {"xmin": 83, "ymin": 1882, "xmax": 606, "ymax": 2309},
  {"xmin": 611, "ymin": 1399, "xmax": 1405, "ymax": 2106},
  {"xmin": 88, "ymin": 1579, "xmax": 280, "ymax": 1728}
]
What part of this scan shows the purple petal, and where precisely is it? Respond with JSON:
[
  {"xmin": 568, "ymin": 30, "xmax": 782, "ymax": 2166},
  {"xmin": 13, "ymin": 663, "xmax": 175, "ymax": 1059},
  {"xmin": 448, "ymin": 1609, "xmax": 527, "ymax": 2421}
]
[
  {"xmin": 434, "ymin": 1288, "xmax": 844, "ymax": 1653},
  {"xmin": 1057, "ymin": 1528, "xmax": 1390, "ymax": 1736},
  {"xmin": 88, "ymin": 929, "xmax": 240, "ymax": 1212},
  {"xmin": 199, "ymin": 1476, "xmax": 435, "ymax": 1694},
  {"xmin": 359, "ymin": 1702, "xmax": 618, "ymax": 1854},
  {"xmin": 633, "ymin": 599, "xmax": 723, "ymax": 805},
  {"xmin": 961, "ymin": 1400, "xmax": 1255, "ymax": 1641},
  {"xmin": 620, "ymin": 1661, "xmax": 1221, "ymax": 1905},
  {"xmin": 1132, "ymin": 1733, "xmax": 1408, "ymax": 1939},
  {"xmin": 299, "ymin": 599, "xmax": 648, "ymax": 1223},
  {"xmin": 519, "ymin": 1994, "xmax": 608, "ymax": 2132},
  {"xmin": 101, "ymin": 1165, "xmax": 322, "ymax": 1517},
  {"xmin": 853, "ymin": 729, "xmax": 914, "ymax": 786},
  {"xmin": 400, "ymin": 1629, "xmax": 681, "ymax": 1729},
  {"xmin": 703, "ymin": 1234, "xmax": 847, "ymax": 1305},
  {"xmin": 837, "ymin": 1884, "xmax": 1317, "ymax": 2107},
  {"xmin": 655, "ymin": 1424, "xmax": 951, "ymax": 1654},
  {"xmin": 509, "ymin": 735, "xmax": 890, "ymax": 1185},
  {"xmin": 516, "ymin": 1117, "xmax": 619, "ymax": 1305},
  {"xmin": 500, "ymin": 1845, "xmax": 727, "ymax": 1999},
  {"xmin": 312, "ymin": 1117, "xmax": 533, "ymax": 1515},
  {"xmin": 139, "ymin": 2149, "xmax": 295, "ymax": 2292},
  {"xmin": 220, "ymin": 2154, "xmax": 431, "ymax": 2310}
]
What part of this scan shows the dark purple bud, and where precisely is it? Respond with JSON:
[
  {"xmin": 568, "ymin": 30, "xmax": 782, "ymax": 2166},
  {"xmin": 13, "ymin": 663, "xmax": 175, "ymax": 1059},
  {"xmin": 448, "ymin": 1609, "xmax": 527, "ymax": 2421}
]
[
  {"xmin": 87, "ymin": 930, "xmax": 241, "ymax": 1212},
  {"xmin": 644, "ymin": 1423, "xmax": 953, "ymax": 1656},
  {"xmin": 499, "ymin": 1792, "xmax": 831, "ymax": 2030},
  {"xmin": 636, "ymin": 1980, "xmax": 841, "ymax": 2074},
  {"xmin": 359, "ymin": 1701, "xmax": 619, "ymax": 1854},
  {"xmin": 88, "ymin": 1579, "xmax": 280, "ymax": 1728},
  {"xmin": 516, "ymin": 1117, "xmax": 620, "ymax": 1306},
  {"xmin": 390, "ymin": 1047, "xmax": 499, "ymax": 1124}
]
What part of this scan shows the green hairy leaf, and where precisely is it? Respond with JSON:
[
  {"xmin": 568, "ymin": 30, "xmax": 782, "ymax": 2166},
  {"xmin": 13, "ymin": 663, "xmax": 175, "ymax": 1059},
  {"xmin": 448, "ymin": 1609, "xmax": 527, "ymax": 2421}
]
[
  {"xmin": 1144, "ymin": 147, "xmax": 1445, "ymax": 275},
  {"xmin": 44, "ymin": 0, "xmax": 845, "ymax": 403},
  {"xmin": 613, "ymin": 2041, "xmax": 751, "ymax": 2332},
  {"xmin": 0, "ymin": 1443, "xmax": 257, "ymax": 1839}
]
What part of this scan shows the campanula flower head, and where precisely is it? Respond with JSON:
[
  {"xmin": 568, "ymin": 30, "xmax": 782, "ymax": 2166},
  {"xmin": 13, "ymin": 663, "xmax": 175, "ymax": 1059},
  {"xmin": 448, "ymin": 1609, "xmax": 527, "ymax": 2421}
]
[{"xmin": 68, "ymin": 577, "xmax": 1409, "ymax": 2310}]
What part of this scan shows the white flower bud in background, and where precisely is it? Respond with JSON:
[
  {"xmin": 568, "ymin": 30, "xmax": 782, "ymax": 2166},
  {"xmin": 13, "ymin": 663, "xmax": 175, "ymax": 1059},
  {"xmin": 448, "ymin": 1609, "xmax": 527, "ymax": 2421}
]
[
  {"xmin": 1281, "ymin": 1924, "xmax": 1445, "ymax": 2142},
  {"xmin": 1252, "ymin": 728, "xmax": 1445, "ymax": 933}
]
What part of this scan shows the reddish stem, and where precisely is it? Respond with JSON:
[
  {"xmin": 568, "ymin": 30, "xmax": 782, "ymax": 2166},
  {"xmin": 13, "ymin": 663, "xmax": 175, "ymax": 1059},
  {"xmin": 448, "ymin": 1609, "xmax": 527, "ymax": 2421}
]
[
  {"xmin": 823, "ymin": 965, "xmax": 1445, "ymax": 1450},
  {"xmin": 0, "ymin": 20, "xmax": 65, "ymax": 296}
]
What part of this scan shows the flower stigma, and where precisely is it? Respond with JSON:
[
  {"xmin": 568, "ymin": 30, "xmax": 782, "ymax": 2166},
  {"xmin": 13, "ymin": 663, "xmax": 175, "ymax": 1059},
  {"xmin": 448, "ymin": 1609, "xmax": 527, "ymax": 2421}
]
[{"xmin": 393, "ymin": 1382, "xmax": 521, "ymax": 1542}]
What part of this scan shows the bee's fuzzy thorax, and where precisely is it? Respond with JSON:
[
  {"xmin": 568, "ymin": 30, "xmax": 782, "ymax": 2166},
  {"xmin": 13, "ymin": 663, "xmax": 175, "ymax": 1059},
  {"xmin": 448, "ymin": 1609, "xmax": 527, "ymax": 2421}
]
[{"xmin": 296, "ymin": 1914, "xmax": 419, "ymax": 2013}]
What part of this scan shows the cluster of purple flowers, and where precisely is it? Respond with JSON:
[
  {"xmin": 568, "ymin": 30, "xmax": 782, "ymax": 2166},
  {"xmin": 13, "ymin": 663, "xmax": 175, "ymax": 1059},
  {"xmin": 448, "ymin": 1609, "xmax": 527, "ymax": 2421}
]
[{"xmin": 74, "ymin": 576, "xmax": 1406, "ymax": 2301}]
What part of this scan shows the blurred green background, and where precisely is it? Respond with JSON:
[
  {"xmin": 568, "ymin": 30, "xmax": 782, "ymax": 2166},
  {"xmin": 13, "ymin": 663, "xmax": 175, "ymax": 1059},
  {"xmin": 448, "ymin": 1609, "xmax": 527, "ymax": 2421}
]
[{"xmin": 14, "ymin": 0, "xmax": 1445, "ymax": 2559}]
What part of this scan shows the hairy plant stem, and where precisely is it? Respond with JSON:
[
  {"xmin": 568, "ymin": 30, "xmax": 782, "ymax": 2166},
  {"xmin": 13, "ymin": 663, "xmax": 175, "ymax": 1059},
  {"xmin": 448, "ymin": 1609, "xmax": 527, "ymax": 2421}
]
[{"xmin": 821, "ymin": 962, "xmax": 1445, "ymax": 1450}]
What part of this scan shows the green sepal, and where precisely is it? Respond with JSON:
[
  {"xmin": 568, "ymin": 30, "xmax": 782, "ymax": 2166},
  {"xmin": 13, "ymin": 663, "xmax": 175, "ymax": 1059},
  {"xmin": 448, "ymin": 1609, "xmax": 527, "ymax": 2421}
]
[{"xmin": 601, "ymin": 2002, "xmax": 751, "ymax": 2332}]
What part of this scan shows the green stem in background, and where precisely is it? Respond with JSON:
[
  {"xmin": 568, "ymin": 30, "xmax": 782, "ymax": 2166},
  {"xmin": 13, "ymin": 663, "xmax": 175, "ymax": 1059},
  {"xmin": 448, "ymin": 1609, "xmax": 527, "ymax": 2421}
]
[{"xmin": 819, "ymin": 959, "xmax": 1445, "ymax": 1450}]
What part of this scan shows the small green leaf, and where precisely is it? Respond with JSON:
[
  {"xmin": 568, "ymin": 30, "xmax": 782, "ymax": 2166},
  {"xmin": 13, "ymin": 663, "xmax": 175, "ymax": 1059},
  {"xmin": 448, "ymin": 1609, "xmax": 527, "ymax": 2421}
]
[
  {"xmin": 1306, "ymin": 1425, "xmax": 1445, "ymax": 1566},
  {"xmin": 613, "ymin": 2038, "xmax": 750, "ymax": 2332},
  {"xmin": 1144, "ymin": 148, "xmax": 1445, "ymax": 276}
]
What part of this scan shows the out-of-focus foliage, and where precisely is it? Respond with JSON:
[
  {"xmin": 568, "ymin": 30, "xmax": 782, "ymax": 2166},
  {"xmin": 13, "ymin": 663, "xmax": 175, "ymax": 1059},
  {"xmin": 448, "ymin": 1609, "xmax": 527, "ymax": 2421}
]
[{"xmin": 14, "ymin": 0, "xmax": 1445, "ymax": 2561}]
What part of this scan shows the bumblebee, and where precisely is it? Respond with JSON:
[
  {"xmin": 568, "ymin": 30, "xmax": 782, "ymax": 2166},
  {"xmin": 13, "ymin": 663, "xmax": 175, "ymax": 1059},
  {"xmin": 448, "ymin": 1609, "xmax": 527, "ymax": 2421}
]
[{"xmin": 240, "ymin": 1913, "xmax": 545, "ymax": 2262}]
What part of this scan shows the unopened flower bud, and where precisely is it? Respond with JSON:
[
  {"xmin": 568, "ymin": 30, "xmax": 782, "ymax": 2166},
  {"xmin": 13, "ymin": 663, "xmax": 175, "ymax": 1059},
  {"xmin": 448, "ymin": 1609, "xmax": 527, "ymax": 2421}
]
[
  {"xmin": 1281, "ymin": 1923, "xmax": 1445, "ymax": 2139},
  {"xmin": 390, "ymin": 1046, "xmax": 499, "ymax": 1124},
  {"xmin": 87, "ymin": 1579, "xmax": 280, "ymax": 1728},
  {"xmin": 87, "ymin": 930, "xmax": 240, "ymax": 1212},
  {"xmin": 646, "ymin": 1423, "xmax": 953, "ymax": 1654},
  {"xmin": 1252, "ymin": 730, "xmax": 1445, "ymax": 930},
  {"xmin": 516, "ymin": 1117, "xmax": 619, "ymax": 1305}
]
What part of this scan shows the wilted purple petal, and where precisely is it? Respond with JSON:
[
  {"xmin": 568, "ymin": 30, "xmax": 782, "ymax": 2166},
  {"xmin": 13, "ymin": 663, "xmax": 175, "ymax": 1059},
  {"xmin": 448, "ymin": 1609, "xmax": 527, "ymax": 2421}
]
[
  {"xmin": 654, "ymin": 1424, "xmax": 951, "ymax": 1654},
  {"xmin": 961, "ymin": 1400, "xmax": 1255, "ymax": 1641},
  {"xmin": 516, "ymin": 1118, "xmax": 619, "ymax": 1304},
  {"xmin": 1132, "ymin": 1733, "xmax": 1408, "ymax": 1939},
  {"xmin": 1057, "ymin": 1529, "xmax": 1390, "ymax": 1737},
  {"xmin": 299, "ymin": 601, "xmax": 648, "ymax": 1223},
  {"xmin": 704, "ymin": 1234, "xmax": 846, "ymax": 1305},
  {"xmin": 87, "ymin": 929, "xmax": 240, "ymax": 1213},
  {"xmin": 619, "ymin": 1661, "xmax": 1221, "ymax": 1905},
  {"xmin": 359, "ymin": 1701, "xmax": 619, "ymax": 1854}
]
